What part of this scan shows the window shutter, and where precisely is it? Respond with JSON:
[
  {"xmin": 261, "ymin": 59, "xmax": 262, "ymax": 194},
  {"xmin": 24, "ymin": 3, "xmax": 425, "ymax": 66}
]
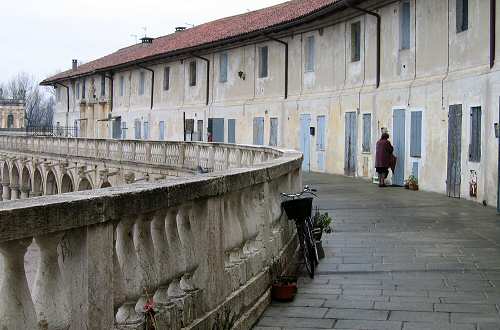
[
  {"xmin": 270, "ymin": 118, "xmax": 278, "ymax": 146},
  {"xmin": 362, "ymin": 114, "xmax": 371, "ymax": 152},
  {"xmin": 401, "ymin": 1, "xmax": 411, "ymax": 49},
  {"xmin": 306, "ymin": 36, "xmax": 315, "ymax": 72},
  {"xmin": 163, "ymin": 67, "xmax": 170, "ymax": 91},
  {"xmin": 259, "ymin": 47, "xmax": 268, "ymax": 78},
  {"xmin": 219, "ymin": 53, "xmax": 228, "ymax": 83},
  {"xmin": 159, "ymin": 121, "xmax": 165, "ymax": 140},
  {"xmin": 410, "ymin": 111, "xmax": 422, "ymax": 157},
  {"xmin": 469, "ymin": 107, "xmax": 481, "ymax": 162}
]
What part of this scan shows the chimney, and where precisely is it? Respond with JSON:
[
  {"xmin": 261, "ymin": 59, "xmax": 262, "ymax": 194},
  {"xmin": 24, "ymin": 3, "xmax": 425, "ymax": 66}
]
[
  {"xmin": 140, "ymin": 36, "xmax": 154, "ymax": 45},
  {"xmin": 72, "ymin": 59, "xmax": 78, "ymax": 71}
]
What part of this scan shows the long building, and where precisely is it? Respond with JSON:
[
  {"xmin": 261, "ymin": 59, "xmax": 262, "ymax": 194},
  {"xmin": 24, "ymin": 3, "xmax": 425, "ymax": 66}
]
[{"xmin": 42, "ymin": 0, "xmax": 500, "ymax": 207}]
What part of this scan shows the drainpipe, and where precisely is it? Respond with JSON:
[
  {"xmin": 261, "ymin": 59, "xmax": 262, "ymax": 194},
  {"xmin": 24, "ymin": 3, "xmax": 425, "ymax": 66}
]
[
  {"xmin": 55, "ymin": 82, "xmax": 70, "ymax": 132},
  {"xmin": 343, "ymin": 0, "xmax": 381, "ymax": 88},
  {"xmin": 136, "ymin": 64, "xmax": 154, "ymax": 109},
  {"xmin": 104, "ymin": 73, "xmax": 114, "ymax": 112},
  {"xmin": 491, "ymin": 0, "xmax": 496, "ymax": 69},
  {"xmin": 263, "ymin": 35, "xmax": 288, "ymax": 99},
  {"xmin": 191, "ymin": 55, "xmax": 210, "ymax": 105}
]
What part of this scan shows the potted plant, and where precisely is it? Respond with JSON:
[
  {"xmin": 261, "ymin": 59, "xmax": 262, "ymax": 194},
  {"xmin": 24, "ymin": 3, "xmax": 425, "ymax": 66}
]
[
  {"xmin": 271, "ymin": 275, "xmax": 298, "ymax": 301},
  {"xmin": 407, "ymin": 175, "xmax": 418, "ymax": 191},
  {"xmin": 311, "ymin": 209, "xmax": 333, "ymax": 259}
]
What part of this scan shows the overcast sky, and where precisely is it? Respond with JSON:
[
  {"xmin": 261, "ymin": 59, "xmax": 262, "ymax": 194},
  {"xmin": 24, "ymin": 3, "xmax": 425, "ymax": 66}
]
[{"xmin": 0, "ymin": 0, "xmax": 284, "ymax": 83}]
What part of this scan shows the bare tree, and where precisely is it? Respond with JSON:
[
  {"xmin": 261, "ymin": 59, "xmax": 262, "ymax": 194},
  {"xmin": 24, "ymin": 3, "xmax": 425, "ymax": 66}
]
[{"xmin": 0, "ymin": 72, "xmax": 55, "ymax": 127}]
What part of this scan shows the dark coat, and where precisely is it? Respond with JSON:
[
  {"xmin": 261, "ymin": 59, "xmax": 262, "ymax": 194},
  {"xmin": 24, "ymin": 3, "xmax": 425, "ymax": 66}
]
[{"xmin": 375, "ymin": 139, "xmax": 394, "ymax": 168}]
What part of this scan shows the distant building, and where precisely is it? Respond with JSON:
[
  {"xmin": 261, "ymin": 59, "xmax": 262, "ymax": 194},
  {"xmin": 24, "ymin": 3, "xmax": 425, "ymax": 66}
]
[{"xmin": 0, "ymin": 99, "xmax": 25, "ymax": 129}]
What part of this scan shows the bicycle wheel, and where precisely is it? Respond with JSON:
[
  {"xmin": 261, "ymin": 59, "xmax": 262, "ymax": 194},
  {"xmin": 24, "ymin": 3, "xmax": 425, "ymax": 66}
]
[
  {"xmin": 300, "ymin": 221, "xmax": 315, "ymax": 278},
  {"xmin": 305, "ymin": 217, "xmax": 319, "ymax": 266}
]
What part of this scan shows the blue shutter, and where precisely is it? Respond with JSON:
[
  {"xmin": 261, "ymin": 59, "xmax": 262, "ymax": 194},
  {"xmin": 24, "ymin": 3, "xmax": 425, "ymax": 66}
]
[
  {"xmin": 362, "ymin": 114, "xmax": 371, "ymax": 152},
  {"xmin": 159, "ymin": 121, "xmax": 165, "ymax": 140},
  {"xmin": 469, "ymin": 107, "xmax": 481, "ymax": 162},
  {"xmin": 410, "ymin": 111, "xmax": 422, "ymax": 157},
  {"xmin": 305, "ymin": 36, "xmax": 315, "ymax": 72},
  {"xmin": 228, "ymin": 119, "xmax": 236, "ymax": 143},
  {"xmin": 401, "ymin": 1, "xmax": 411, "ymax": 50},
  {"xmin": 269, "ymin": 118, "xmax": 278, "ymax": 146}
]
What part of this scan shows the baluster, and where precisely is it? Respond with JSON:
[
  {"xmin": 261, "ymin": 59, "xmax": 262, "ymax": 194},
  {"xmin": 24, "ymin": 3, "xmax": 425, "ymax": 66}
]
[
  {"xmin": 10, "ymin": 184, "xmax": 19, "ymax": 200},
  {"xmin": 33, "ymin": 233, "xmax": 70, "ymax": 329},
  {"xmin": 132, "ymin": 213, "xmax": 157, "ymax": 313},
  {"xmin": 0, "ymin": 238, "xmax": 37, "ymax": 329},
  {"xmin": 2, "ymin": 182, "xmax": 10, "ymax": 200},
  {"xmin": 115, "ymin": 216, "xmax": 143, "ymax": 326}
]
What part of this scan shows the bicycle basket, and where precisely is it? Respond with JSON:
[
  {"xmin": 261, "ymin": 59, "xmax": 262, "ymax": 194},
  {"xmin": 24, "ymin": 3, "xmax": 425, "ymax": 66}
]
[{"xmin": 281, "ymin": 197, "xmax": 313, "ymax": 220}]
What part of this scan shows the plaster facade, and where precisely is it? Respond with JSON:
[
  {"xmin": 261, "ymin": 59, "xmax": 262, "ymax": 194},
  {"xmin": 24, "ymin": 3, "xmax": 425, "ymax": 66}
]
[
  {"xmin": 0, "ymin": 99, "xmax": 25, "ymax": 129},
  {"xmin": 52, "ymin": 0, "xmax": 500, "ymax": 206}
]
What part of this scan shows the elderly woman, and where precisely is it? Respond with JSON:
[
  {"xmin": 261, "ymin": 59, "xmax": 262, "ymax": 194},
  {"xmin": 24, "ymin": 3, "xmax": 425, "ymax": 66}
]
[{"xmin": 375, "ymin": 132, "xmax": 394, "ymax": 187}]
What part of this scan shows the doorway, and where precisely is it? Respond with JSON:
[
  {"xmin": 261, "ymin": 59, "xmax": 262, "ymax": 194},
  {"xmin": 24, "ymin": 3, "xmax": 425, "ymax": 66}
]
[
  {"xmin": 392, "ymin": 109, "xmax": 406, "ymax": 186},
  {"xmin": 447, "ymin": 104, "xmax": 462, "ymax": 198},
  {"xmin": 300, "ymin": 114, "xmax": 311, "ymax": 172},
  {"xmin": 344, "ymin": 112, "xmax": 357, "ymax": 176}
]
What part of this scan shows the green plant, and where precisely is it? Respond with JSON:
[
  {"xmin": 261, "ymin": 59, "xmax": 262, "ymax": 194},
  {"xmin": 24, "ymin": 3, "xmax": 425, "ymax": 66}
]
[
  {"xmin": 407, "ymin": 175, "xmax": 418, "ymax": 185},
  {"xmin": 212, "ymin": 306, "xmax": 237, "ymax": 330},
  {"xmin": 312, "ymin": 208, "xmax": 333, "ymax": 234}
]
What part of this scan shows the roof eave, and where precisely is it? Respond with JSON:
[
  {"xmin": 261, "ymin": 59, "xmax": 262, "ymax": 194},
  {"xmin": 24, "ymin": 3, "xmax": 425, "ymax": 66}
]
[{"xmin": 40, "ymin": 1, "xmax": 348, "ymax": 86}]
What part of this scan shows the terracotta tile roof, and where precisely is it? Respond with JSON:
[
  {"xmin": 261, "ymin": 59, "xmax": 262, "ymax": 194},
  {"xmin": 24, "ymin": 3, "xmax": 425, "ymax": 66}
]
[{"xmin": 42, "ymin": 0, "xmax": 344, "ymax": 85}]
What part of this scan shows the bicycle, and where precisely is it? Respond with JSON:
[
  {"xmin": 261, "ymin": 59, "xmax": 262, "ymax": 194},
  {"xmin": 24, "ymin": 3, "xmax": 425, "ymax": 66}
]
[{"xmin": 280, "ymin": 186, "xmax": 319, "ymax": 278}]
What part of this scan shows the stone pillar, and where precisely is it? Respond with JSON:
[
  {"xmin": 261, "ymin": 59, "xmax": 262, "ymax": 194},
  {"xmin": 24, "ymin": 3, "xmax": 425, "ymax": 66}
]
[
  {"xmin": 20, "ymin": 186, "xmax": 30, "ymax": 199},
  {"xmin": 2, "ymin": 183, "xmax": 10, "ymax": 201},
  {"xmin": 10, "ymin": 184, "xmax": 19, "ymax": 200},
  {"xmin": 0, "ymin": 238, "xmax": 37, "ymax": 329}
]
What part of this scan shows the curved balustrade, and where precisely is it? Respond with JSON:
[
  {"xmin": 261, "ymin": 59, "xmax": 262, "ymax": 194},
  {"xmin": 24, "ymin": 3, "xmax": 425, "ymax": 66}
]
[{"xmin": 0, "ymin": 140, "xmax": 302, "ymax": 329}]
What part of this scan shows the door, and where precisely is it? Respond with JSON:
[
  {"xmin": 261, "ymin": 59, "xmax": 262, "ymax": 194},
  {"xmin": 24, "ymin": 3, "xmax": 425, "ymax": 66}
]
[
  {"xmin": 447, "ymin": 104, "xmax": 462, "ymax": 198},
  {"xmin": 253, "ymin": 117, "xmax": 264, "ymax": 145},
  {"xmin": 344, "ymin": 112, "xmax": 357, "ymax": 176},
  {"xmin": 112, "ymin": 117, "xmax": 121, "ymax": 139},
  {"xmin": 316, "ymin": 115, "xmax": 326, "ymax": 172},
  {"xmin": 392, "ymin": 109, "xmax": 406, "ymax": 186},
  {"xmin": 300, "ymin": 114, "xmax": 311, "ymax": 171},
  {"xmin": 208, "ymin": 118, "xmax": 224, "ymax": 142}
]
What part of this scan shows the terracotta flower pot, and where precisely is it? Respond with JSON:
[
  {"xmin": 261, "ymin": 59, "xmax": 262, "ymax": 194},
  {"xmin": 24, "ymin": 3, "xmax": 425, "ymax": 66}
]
[{"xmin": 271, "ymin": 276, "xmax": 297, "ymax": 302}]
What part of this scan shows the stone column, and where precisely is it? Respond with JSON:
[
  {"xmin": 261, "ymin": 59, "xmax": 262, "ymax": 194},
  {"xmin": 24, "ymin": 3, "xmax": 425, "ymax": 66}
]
[
  {"xmin": 20, "ymin": 186, "xmax": 30, "ymax": 199},
  {"xmin": 10, "ymin": 184, "xmax": 19, "ymax": 200},
  {"xmin": 2, "ymin": 182, "xmax": 10, "ymax": 201}
]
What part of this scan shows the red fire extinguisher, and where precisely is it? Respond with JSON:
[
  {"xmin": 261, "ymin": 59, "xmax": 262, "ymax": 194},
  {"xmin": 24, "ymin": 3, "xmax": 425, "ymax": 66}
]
[{"xmin": 469, "ymin": 170, "xmax": 477, "ymax": 198}]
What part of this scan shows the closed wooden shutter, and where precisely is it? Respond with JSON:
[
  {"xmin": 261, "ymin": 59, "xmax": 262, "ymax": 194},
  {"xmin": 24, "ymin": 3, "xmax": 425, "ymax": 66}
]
[
  {"xmin": 410, "ymin": 111, "xmax": 422, "ymax": 157},
  {"xmin": 219, "ymin": 53, "xmax": 228, "ymax": 83},
  {"xmin": 362, "ymin": 113, "xmax": 371, "ymax": 152},
  {"xmin": 469, "ymin": 106, "xmax": 481, "ymax": 162}
]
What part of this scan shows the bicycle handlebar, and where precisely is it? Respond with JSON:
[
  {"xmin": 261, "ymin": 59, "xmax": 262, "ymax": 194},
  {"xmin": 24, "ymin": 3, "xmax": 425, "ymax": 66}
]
[{"xmin": 280, "ymin": 186, "xmax": 318, "ymax": 198}]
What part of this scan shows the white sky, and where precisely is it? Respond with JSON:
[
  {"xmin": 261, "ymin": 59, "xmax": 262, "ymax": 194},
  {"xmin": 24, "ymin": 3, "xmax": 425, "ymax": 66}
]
[{"xmin": 0, "ymin": 0, "xmax": 285, "ymax": 83}]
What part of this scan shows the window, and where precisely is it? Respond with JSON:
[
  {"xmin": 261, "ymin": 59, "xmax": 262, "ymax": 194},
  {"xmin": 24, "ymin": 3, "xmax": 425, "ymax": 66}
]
[
  {"xmin": 56, "ymin": 87, "xmax": 60, "ymax": 102},
  {"xmin": 134, "ymin": 119, "xmax": 141, "ymax": 139},
  {"xmin": 189, "ymin": 61, "xmax": 197, "ymax": 86},
  {"xmin": 351, "ymin": 21, "xmax": 361, "ymax": 62},
  {"xmin": 71, "ymin": 81, "xmax": 76, "ymax": 100},
  {"xmin": 456, "ymin": 0, "xmax": 468, "ymax": 33},
  {"xmin": 82, "ymin": 79, "xmax": 86, "ymax": 99},
  {"xmin": 228, "ymin": 119, "xmax": 236, "ymax": 143},
  {"xmin": 121, "ymin": 121, "xmax": 127, "ymax": 139},
  {"xmin": 159, "ymin": 121, "xmax": 165, "ymax": 140},
  {"xmin": 163, "ymin": 67, "xmax": 170, "ymax": 91},
  {"xmin": 100, "ymin": 75, "xmax": 105, "ymax": 96},
  {"xmin": 76, "ymin": 82, "xmax": 80, "ymax": 99},
  {"xmin": 400, "ymin": 0, "xmax": 411, "ymax": 50},
  {"xmin": 253, "ymin": 117, "xmax": 264, "ymax": 145},
  {"xmin": 219, "ymin": 53, "xmax": 228, "ymax": 83},
  {"xmin": 7, "ymin": 114, "xmax": 14, "ymax": 128},
  {"xmin": 269, "ymin": 117, "xmax": 278, "ymax": 146},
  {"xmin": 469, "ymin": 106, "xmax": 481, "ymax": 162},
  {"xmin": 362, "ymin": 113, "xmax": 371, "ymax": 153},
  {"xmin": 119, "ymin": 76, "xmax": 125, "ymax": 96},
  {"xmin": 259, "ymin": 46, "xmax": 268, "ymax": 78},
  {"xmin": 196, "ymin": 120, "xmax": 203, "ymax": 141},
  {"xmin": 305, "ymin": 36, "xmax": 315, "ymax": 72},
  {"xmin": 410, "ymin": 111, "xmax": 422, "ymax": 157},
  {"xmin": 139, "ymin": 71, "xmax": 145, "ymax": 95},
  {"xmin": 143, "ymin": 121, "xmax": 149, "ymax": 140}
]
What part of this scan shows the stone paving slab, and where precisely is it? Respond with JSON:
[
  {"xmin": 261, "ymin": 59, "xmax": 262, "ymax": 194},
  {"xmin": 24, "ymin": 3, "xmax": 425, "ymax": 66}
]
[{"xmin": 253, "ymin": 173, "xmax": 500, "ymax": 330}]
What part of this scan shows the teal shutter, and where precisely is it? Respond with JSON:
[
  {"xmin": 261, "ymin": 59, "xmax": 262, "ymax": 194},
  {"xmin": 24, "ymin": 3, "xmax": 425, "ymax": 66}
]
[{"xmin": 410, "ymin": 111, "xmax": 422, "ymax": 157}]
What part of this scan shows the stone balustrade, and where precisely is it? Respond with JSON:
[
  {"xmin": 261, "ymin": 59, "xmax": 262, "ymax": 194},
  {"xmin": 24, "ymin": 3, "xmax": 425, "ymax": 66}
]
[
  {"xmin": 0, "ymin": 135, "xmax": 281, "ymax": 201},
  {"xmin": 0, "ymin": 139, "xmax": 302, "ymax": 329}
]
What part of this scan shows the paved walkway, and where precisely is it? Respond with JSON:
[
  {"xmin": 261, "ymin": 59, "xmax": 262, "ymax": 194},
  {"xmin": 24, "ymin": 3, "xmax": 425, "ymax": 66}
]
[{"xmin": 255, "ymin": 173, "xmax": 500, "ymax": 330}]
